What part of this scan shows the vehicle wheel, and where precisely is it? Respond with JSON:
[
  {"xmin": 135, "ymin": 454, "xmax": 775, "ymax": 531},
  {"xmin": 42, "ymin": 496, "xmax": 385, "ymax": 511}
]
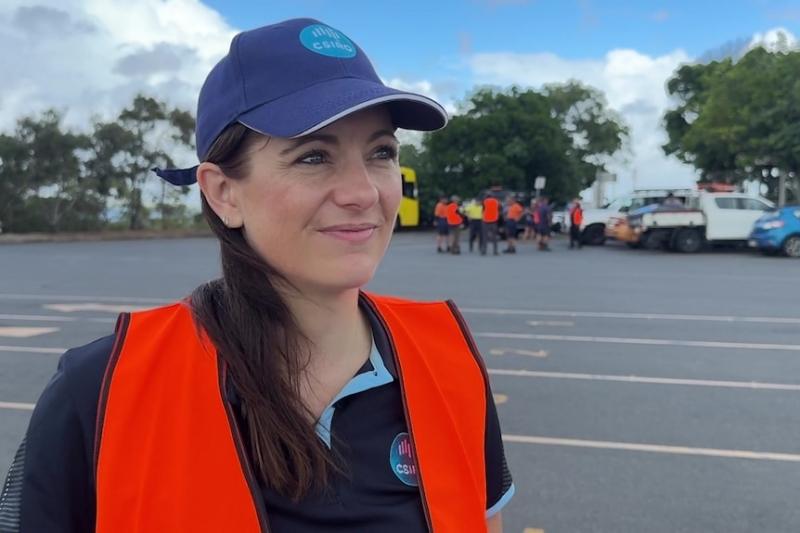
[
  {"xmin": 782, "ymin": 235, "xmax": 800, "ymax": 258},
  {"xmin": 394, "ymin": 216, "xmax": 401, "ymax": 230},
  {"xmin": 674, "ymin": 228, "xmax": 702, "ymax": 253},
  {"xmin": 642, "ymin": 231, "xmax": 665, "ymax": 251},
  {"xmin": 582, "ymin": 224, "xmax": 606, "ymax": 246}
]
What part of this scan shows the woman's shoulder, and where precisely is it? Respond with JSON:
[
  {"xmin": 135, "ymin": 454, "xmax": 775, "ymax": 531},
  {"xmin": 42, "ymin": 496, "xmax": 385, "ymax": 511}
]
[
  {"xmin": 31, "ymin": 333, "xmax": 117, "ymax": 439},
  {"xmin": 59, "ymin": 333, "xmax": 117, "ymax": 390}
]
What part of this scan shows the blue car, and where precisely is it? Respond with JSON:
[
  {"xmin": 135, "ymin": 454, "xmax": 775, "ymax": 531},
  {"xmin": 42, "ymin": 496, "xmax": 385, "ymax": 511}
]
[{"xmin": 748, "ymin": 206, "xmax": 800, "ymax": 257}]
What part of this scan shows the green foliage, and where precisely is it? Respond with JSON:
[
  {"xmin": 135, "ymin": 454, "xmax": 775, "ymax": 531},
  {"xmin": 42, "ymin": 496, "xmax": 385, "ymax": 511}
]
[
  {"xmin": 662, "ymin": 41, "xmax": 800, "ymax": 202},
  {"xmin": 0, "ymin": 94, "xmax": 196, "ymax": 233},
  {"xmin": 414, "ymin": 83, "xmax": 629, "ymax": 212},
  {"xmin": 2, "ymin": 84, "xmax": 629, "ymax": 233}
]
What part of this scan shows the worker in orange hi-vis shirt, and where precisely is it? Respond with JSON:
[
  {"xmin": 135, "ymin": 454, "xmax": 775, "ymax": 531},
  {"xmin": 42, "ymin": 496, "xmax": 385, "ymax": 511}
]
[
  {"xmin": 503, "ymin": 196, "xmax": 524, "ymax": 254},
  {"xmin": 481, "ymin": 194, "xmax": 500, "ymax": 256},
  {"xmin": 433, "ymin": 195, "xmax": 450, "ymax": 253},
  {"xmin": 446, "ymin": 195, "xmax": 464, "ymax": 255}
]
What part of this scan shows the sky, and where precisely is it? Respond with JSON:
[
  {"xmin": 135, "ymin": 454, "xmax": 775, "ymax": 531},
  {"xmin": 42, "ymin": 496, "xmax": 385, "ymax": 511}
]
[{"xmin": 1, "ymin": 0, "xmax": 799, "ymax": 204}]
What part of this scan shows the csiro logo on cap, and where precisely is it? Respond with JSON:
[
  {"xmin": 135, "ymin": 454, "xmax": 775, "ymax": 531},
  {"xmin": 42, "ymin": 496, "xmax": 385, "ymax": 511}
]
[{"xmin": 299, "ymin": 24, "xmax": 357, "ymax": 58}]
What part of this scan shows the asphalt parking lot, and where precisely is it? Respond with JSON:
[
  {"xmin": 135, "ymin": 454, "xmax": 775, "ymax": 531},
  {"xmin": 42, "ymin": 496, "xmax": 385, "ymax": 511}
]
[{"xmin": 1, "ymin": 231, "xmax": 800, "ymax": 532}]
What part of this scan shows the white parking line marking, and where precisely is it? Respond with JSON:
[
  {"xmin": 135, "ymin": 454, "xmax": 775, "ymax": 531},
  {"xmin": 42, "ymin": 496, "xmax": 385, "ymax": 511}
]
[
  {"xmin": 0, "ymin": 314, "xmax": 114, "ymax": 323},
  {"xmin": 0, "ymin": 345, "xmax": 65, "ymax": 354},
  {"xmin": 0, "ymin": 293, "xmax": 170, "ymax": 303},
  {"xmin": 0, "ymin": 327, "xmax": 60, "ymax": 338},
  {"xmin": 488, "ymin": 368, "xmax": 800, "ymax": 391},
  {"xmin": 462, "ymin": 307, "xmax": 800, "ymax": 325},
  {"xmin": 502, "ymin": 434, "xmax": 800, "ymax": 462},
  {"xmin": 0, "ymin": 401, "xmax": 35, "ymax": 411},
  {"xmin": 0, "ymin": 314, "xmax": 76, "ymax": 322},
  {"xmin": 490, "ymin": 348, "xmax": 548, "ymax": 357},
  {"xmin": 43, "ymin": 303, "xmax": 150, "ymax": 313},
  {"xmin": 475, "ymin": 332, "xmax": 800, "ymax": 352}
]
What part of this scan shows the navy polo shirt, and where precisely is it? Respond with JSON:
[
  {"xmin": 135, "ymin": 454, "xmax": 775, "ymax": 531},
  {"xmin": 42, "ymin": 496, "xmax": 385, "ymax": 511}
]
[{"xmin": 0, "ymin": 299, "xmax": 514, "ymax": 532}]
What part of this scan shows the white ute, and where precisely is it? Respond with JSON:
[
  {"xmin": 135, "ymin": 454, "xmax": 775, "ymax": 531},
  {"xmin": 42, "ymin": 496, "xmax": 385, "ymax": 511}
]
[
  {"xmin": 571, "ymin": 188, "xmax": 694, "ymax": 245},
  {"xmin": 626, "ymin": 192, "xmax": 775, "ymax": 253}
]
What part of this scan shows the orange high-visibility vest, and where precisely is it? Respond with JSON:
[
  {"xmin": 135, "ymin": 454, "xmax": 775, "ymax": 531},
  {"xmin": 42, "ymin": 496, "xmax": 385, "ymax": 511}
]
[
  {"xmin": 483, "ymin": 198, "xmax": 499, "ymax": 223},
  {"xmin": 446, "ymin": 202, "xmax": 463, "ymax": 226},
  {"xmin": 507, "ymin": 203, "xmax": 523, "ymax": 222},
  {"xmin": 94, "ymin": 293, "xmax": 488, "ymax": 533},
  {"xmin": 571, "ymin": 206, "xmax": 584, "ymax": 225}
]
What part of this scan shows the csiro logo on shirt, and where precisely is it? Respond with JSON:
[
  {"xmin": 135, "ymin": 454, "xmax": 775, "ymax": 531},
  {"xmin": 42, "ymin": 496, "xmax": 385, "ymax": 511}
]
[
  {"xmin": 389, "ymin": 432, "xmax": 418, "ymax": 486},
  {"xmin": 299, "ymin": 24, "xmax": 357, "ymax": 58}
]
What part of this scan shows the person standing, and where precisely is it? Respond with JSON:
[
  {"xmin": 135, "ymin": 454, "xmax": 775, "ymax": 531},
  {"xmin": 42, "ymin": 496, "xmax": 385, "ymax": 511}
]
[
  {"xmin": 569, "ymin": 198, "xmax": 584, "ymax": 249},
  {"xmin": 446, "ymin": 195, "xmax": 464, "ymax": 254},
  {"xmin": 536, "ymin": 196, "xmax": 553, "ymax": 251},
  {"xmin": 465, "ymin": 199, "xmax": 484, "ymax": 253},
  {"xmin": 434, "ymin": 195, "xmax": 449, "ymax": 253},
  {"xmin": 481, "ymin": 194, "xmax": 500, "ymax": 256},
  {"xmin": 503, "ymin": 196, "xmax": 523, "ymax": 254},
  {"xmin": 0, "ymin": 17, "xmax": 513, "ymax": 533}
]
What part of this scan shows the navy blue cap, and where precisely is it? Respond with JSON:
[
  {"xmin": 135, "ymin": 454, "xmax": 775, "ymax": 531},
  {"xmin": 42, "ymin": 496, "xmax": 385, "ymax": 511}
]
[{"xmin": 153, "ymin": 18, "xmax": 449, "ymax": 186}]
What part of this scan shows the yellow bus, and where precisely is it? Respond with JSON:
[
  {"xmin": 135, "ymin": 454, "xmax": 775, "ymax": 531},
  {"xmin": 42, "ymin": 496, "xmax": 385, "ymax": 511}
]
[{"xmin": 396, "ymin": 166, "xmax": 419, "ymax": 228}]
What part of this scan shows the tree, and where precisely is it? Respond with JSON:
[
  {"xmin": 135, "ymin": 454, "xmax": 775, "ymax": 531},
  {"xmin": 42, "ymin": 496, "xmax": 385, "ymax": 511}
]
[
  {"xmin": 88, "ymin": 95, "xmax": 195, "ymax": 230},
  {"xmin": 0, "ymin": 110, "xmax": 105, "ymax": 233},
  {"xmin": 420, "ymin": 87, "xmax": 576, "ymax": 202},
  {"xmin": 662, "ymin": 45, "xmax": 800, "ymax": 202},
  {"xmin": 0, "ymin": 132, "xmax": 32, "ymax": 232},
  {"xmin": 662, "ymin": 59, "xmax": 736, "ymax": 179},
  {"xmin": 541, "ymin": 80, "xmax": 631, "ymax": 190}
]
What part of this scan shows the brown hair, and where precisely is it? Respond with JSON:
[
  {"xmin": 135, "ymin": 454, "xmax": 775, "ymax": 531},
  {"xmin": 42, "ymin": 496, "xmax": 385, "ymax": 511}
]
[{"xmin": 189, "ymin": 122, "xmax": 338, "ymax": 501}]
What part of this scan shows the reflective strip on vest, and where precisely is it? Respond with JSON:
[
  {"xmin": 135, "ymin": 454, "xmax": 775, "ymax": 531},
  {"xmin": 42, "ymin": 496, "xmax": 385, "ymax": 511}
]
[{"xmin": 94, "ymin": 293, "xmax": 488, "ymax": 532}]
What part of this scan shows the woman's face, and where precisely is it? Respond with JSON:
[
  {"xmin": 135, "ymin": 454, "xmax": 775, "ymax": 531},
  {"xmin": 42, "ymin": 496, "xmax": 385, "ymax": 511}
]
[{"xmin": 202, "ymin": 106, "xmax": 402, "ymax": 297}]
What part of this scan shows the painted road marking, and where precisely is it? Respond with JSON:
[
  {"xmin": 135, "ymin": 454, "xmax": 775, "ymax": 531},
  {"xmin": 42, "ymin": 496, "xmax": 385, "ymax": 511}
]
[
  {"xmin": 490, "ymin": 348, "xmax": 548, "ymax": 358},
  {"xmin": 44, "ymin": 303, "xmax": 150, "ymax": 313},
  {"xmin": 0, "ymin": 401, "xmax": 35, "ymax": 411},
  {"xmin": 475, "ymin": 332, "xmax": 800, "ymax": 352},
  {"xmin": 493, "ymin": 394, "xmax": 508, "ymax": 404},
  {"xmin": 0, "ymin": 327, "xmax": 59, "ymax": 338},
  {"xmin": 528, "ymin": 320, "xmax": 574, "ymax": 327},
  {"xmin": 0, "ymin": 313, "xmax": 114, "ymax": 324},
  {"xmin": 488, "ymin": 368, "xmax": 800, "ymax": 391},
  {"xmin": 461, "ymin": 307, "xmax": 800, "ymax": 325},
  {"xmin": 502, "ymin": 434, "xmax": 800, "ymax": 462},
  {"xmin": 0, "ymin": 313, "xmax": 76, "ymax": 322},
  {"xmin": 0, "ymin": 345, "xmax": 66, "ymax": 354},
  {"xmin": 0, "ymin": 294, "xmax": 171, "ymax": 304}
]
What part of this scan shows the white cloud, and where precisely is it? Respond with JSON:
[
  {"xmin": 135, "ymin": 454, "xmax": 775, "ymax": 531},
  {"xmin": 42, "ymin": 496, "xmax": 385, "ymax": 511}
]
[
  {"xmin": 465, "ymin": 47, "xmax": 700, "ymax": 198},
  {"xmin": 0, "ymin": 0, "xmax": 234, "ymax": 154},
  {"xmin": 749, "ymin": 27, "xmax": 799, "ymax": 51},
  {"xmin": 1, "ymin": 1, "xmax": 795, "ymax": 207}
]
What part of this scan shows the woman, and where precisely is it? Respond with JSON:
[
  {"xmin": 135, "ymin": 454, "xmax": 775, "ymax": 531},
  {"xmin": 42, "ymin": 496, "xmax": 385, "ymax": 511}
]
[{"xmin": 0, "ymin": 18, "xmax": 514, "ymax": 532}]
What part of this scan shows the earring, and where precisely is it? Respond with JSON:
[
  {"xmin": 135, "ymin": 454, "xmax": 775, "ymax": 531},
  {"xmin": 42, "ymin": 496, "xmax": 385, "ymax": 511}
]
[{"xmin": 222, "ymin": 216, "xmax": 229, "ymax": 227}]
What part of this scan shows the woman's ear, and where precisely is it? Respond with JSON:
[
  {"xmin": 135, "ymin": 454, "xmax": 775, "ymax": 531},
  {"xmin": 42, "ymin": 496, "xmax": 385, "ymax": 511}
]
[{"xmin": 196, "ymin": 162, "xmax": 243, "ymax": 228}]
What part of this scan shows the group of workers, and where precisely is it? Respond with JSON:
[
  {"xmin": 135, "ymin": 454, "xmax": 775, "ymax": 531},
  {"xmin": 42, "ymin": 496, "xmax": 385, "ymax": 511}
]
[{"xmin": 434, "ymin": 193, "xmax": 585, "ymax": 254}]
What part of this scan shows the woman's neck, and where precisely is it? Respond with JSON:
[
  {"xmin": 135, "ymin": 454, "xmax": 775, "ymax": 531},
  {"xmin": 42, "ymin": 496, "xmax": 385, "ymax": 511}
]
[{"xmin": 283, "ymin": 288, "xmax": 372, "ymax": 367}]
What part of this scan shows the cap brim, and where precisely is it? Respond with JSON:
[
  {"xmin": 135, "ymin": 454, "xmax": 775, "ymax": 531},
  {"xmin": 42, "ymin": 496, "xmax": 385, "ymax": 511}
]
[
  {"xmin": 152, "ymin": 165, "xmax": 199, "ymax": 186},
  {"xmin": 238, "ymin": 78, "xmax": 449, "ymax": 138},
  {"xmin": 153, "ymin": 78, "xmax": 449, "ymax": 185}
]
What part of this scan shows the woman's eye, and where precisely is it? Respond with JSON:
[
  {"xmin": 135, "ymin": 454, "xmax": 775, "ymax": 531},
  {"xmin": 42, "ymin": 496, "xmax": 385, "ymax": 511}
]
[
  {"xmin": 375, "ymin": 145, "xmax": 398, "ymax": 160},
  {"xmin": 298, "ymin": 151, "xmax": 326, "ymax": 165}
]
